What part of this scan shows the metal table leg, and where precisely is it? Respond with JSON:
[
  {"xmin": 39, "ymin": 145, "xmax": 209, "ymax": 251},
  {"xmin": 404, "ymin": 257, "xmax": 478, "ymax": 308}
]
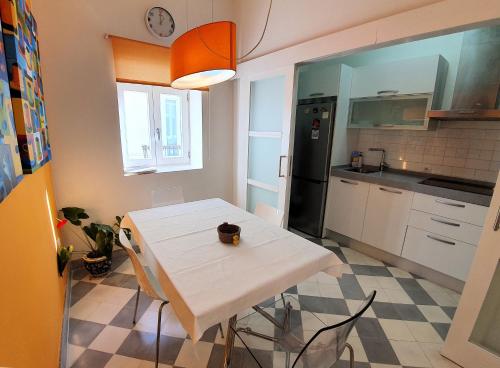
[{"xmin": 223, "ymin": 315, "xmax": 237, "ymax": 368}]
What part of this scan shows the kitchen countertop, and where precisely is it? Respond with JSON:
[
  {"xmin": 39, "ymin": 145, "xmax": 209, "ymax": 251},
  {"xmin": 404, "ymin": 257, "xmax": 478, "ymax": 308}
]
[{"xmin": 331, "ymin": 166, "xmax": 493, "ymax": 207}]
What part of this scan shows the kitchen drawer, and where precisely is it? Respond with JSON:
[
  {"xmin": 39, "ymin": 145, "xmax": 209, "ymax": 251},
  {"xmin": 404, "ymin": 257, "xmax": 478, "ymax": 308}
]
[
  {"xmin": 402, "ymin": 226, "xmax": 476, "ymax": 281},
  {"xmin": 408, "ymin": 209, "xmax": 483, "ymax": 245},
  {"xmin": 412, "ymin": 193, "xmax": 488, "ymax": 226}
]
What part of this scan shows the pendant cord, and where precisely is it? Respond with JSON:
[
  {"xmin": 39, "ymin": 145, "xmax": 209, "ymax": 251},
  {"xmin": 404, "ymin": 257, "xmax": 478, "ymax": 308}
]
[
  {"xmin": 186, "ymin": 0, "xmax": 189, "ymax": 32},
  {"xmin": 188, "ymin": 0, "xmax": 272, "ymax": 62},
  {"xmin": 238, "ymin": 0, "xmax": 272, "ymax": 61}
]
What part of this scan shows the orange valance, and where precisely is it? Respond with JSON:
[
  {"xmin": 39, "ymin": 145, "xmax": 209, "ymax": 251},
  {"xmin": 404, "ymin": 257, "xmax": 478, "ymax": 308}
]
[{"xmin": 109, "ymin": 35, "xmax": 172, "ymax": 87}]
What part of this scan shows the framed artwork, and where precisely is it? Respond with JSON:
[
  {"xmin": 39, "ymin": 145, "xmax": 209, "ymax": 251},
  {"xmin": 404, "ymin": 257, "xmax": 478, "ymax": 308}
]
[
  {"xmin": 0, "ymin": 20, "xmax": 23, "ymax": 203},
  {"xmin": 1, "ymin": 0, "xmax": 50, "ymax": 174}
]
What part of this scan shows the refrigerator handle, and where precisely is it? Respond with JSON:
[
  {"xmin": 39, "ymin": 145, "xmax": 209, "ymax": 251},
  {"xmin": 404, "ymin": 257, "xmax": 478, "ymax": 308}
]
[{"xmin": 279, "ymin": 155, "xmax": 286, "ymax": 177}]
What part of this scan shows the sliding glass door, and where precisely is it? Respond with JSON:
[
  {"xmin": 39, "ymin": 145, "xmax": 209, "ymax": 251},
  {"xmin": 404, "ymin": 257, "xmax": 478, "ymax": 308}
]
[
  {"xmin": 240, "ymin": 67, "xmax": 295, "ymax": 221},
  {"xmin": 442, "ymin": 172, "xmax": 500, "ymax": 367}
]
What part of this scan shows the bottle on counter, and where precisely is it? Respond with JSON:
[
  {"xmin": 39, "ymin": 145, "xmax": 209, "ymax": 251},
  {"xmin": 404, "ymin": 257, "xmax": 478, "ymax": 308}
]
[{"xmin": 351, "ymin": 151, "xmax": 363, "ymax": 168}]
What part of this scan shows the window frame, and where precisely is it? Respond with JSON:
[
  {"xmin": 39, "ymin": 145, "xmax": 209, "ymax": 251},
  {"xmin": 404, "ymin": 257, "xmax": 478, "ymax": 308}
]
[
  {"xmin": 116, "ymin": 83, "xmax": 156, "ymax": 171},
  {"xmin": 116, "ymin": 83, "xmax": 193, "ymax": 174},
  {"xmin": 152, "ymin": 87, "xmax": 191, "ymax": 166}
]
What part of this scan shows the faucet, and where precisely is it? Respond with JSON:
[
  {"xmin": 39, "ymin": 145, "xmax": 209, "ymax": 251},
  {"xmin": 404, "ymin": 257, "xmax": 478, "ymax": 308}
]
[{"xmin": 369, "ymin": 148, "xmax": 389, "ymax": 172}]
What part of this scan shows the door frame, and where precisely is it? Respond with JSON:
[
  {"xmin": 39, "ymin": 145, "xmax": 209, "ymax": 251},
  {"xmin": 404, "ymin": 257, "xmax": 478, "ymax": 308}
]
[{"xmin": 235, "ymin": 65, "xmax": 299, "ymax": 226}]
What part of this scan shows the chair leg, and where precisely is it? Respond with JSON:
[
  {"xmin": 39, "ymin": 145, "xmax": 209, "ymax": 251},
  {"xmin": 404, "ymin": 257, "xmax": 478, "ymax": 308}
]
[
  {"xmin": 133, "ymin": 285, "xmax": 141, "ymax": 324},
  {"xmin": 156, "ymin": 301, "xmax": 169, "ymax": 368},
  {"xmin": 345, "ymin": 342, "xmax": 354, "ymax": 368},
  {"xmin": 285, "ymin": 351, "xmax": 291, "ymax": 368},
  {"xmin": 219, "ymin": 323, "xmax": 224, "ymax": 338}
]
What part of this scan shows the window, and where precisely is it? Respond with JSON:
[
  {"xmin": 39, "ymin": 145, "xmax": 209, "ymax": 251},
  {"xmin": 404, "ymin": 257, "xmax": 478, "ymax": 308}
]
[{"xmin": 116, "ymin": 83, "xmax": 203, "ymax": 174}]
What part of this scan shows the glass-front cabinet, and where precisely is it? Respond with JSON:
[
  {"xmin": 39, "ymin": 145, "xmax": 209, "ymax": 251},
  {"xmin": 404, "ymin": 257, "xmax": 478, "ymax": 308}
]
[{"xmin": 348, "ymin": 94, "xmax": 435, "ymax": 130}]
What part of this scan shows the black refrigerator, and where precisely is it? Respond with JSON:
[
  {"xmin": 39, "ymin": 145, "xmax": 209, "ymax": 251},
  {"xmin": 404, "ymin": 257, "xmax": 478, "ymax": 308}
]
[{"xmin": 288, "ymin": 98, "xmax": 336, "ymax": 237}]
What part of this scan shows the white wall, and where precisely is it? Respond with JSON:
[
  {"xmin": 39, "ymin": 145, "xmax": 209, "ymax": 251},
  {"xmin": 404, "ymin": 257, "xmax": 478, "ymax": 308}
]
[
  {"xmin": 32, "ymin": 0, "xmax": 235, "ymax": 251},
  {"xmin": 234, "ymin": 0, "xmax": 441, "ymax": 61}
]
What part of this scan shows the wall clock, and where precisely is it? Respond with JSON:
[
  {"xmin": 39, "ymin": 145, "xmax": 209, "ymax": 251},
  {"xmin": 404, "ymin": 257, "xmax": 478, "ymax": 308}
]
[{"xmin": 145, "ymin": 7, "xmax": 175, "ymax": 38}]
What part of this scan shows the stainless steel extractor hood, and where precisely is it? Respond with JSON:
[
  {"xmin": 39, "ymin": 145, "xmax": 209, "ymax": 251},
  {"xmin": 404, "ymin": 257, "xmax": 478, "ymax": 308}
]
[{"xmin": 428, "ymin": 25, "xmax": 500, "ymax": 121}]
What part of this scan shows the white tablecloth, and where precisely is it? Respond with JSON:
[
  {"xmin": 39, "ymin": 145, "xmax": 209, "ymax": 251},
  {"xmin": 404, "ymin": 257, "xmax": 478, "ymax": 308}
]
[{"xmin": 122, "ymin": 198, "xmax": 344, "ymax": 342}]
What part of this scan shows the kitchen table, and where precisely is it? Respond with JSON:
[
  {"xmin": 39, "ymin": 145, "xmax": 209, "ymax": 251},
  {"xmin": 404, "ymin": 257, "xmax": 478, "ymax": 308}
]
[{"xmin": 121, "ymin": 198, "xmax": 344, "ymax": 367}]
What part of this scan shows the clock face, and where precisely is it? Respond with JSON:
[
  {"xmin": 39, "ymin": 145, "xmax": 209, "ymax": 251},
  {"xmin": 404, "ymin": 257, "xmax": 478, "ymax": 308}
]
[{"xmin": 146, "ymin": 7, "xmax": 175, "ymax": 38}]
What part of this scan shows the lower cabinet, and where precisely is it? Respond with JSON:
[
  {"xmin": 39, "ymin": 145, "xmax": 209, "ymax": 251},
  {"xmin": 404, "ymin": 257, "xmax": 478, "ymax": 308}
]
[
  {"xmin": 325, "ymin": 177, "xmax": 369, "ymax": 240},
  {"xmin": 325, "ymin": 175, "xmax": 487, "ymax": 281},
  {"xmin": 361, "ymin": 184, "xmax": 414, "ymax": 255},
  {"xmin": 402, "ymin": 226, "xmax": 476, "ymax": 281}
]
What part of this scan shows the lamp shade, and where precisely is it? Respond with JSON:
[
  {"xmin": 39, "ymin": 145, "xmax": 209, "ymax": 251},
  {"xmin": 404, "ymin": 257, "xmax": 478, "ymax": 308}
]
[{"xmin": 170, "ymin": 21, "xmax": 236, "ymax": 89}]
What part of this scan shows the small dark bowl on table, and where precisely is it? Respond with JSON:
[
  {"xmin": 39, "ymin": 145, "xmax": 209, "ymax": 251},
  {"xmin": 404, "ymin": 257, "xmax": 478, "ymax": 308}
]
[{"xmin": 217, "ymin": 222, "xmax": 241, "ymax": 245}]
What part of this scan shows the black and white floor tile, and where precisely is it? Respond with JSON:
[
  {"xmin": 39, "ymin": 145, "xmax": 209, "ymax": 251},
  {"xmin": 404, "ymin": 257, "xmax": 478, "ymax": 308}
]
[{"xmin": 67, "ymin": 238, "xmax": 461, "ymax": 368}]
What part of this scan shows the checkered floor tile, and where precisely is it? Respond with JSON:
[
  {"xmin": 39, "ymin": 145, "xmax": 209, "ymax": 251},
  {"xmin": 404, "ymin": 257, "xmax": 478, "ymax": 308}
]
[{"xmin": 67, "ymin": 237, "xmax": 462, "ymax": 368}]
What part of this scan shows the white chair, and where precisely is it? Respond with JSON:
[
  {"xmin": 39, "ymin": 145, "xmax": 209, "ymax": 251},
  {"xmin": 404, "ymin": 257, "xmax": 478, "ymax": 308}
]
[
  {"xmin": 119, "ymin": 230, "xmax": 223, "ymax": 368},
  {"xmin": 255, "ymin": 202, "xmax": 284, "ymax": 227},
  {"xmin": 151, "ymin": 186, "xmax": 184, "ymax": 208}
]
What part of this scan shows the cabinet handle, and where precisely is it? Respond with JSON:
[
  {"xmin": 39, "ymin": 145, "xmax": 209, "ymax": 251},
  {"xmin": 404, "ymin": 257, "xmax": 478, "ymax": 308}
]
[
  {"xmin": 431, "ymin": 217, "xmax": 460, "ymax": 227},
  {"xmin": 435, "ymin": 199, "xmax": 466, "ymax": 208},
  {"xmin": 373, "ymin": 124, "xmax": 395, "ymax": 128},
  {"xmin": 278, "ymin": 155, "xmax": 286, "ymax": 178},
  {"xmin": 309, "ymin": 92, "xmax": 324, "ymax": 97},
  {"xmin": 340, "ymin": 179, "xmax": 358, "ymax": 185},
  {"xmin": 156, "ymin": 128, "xmax": 161, "ymax": 141},
  {"xmin": 379, "ymin": 187, "xmax": 402, "ymax": 194},
  {"xmin": 377, "ymin": 90, "xmax": 399, "ymax": 95},
  {"xmin": 494, "ymin": 206, "xmax": 500, "ymax": 232},
  {"xmin": 427, "ymin": 234, "xmax": 456, "ymax": 246}
]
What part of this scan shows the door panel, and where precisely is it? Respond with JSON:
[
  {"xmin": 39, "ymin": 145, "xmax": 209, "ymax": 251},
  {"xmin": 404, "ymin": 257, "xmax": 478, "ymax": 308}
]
[
  {"xmin": 292, "ymin": 102, "xmax": 335, "ymax": 181},
  {"xmin": 242, "ymin": 68, "xmax": 295, "ymax": 219},
  {"xmin": 288, "ymin": 177, "xmax": 328, "ymax": 237},
  {"xmin": 442, "ymin": 172, "xmax": 500, "ymax": 367}
]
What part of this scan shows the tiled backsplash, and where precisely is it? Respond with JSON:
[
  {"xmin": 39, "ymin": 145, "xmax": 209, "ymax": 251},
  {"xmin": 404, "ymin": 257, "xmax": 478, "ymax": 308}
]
[{"xmin": 353, "ymin": 121, "xmax": 500, "ymax": 183}]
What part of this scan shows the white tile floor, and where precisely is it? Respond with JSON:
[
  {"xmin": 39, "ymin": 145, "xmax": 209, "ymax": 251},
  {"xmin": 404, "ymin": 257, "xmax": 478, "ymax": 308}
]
[{"xmin": 67, "ymin": 238, "xmax": 463, "ymax": 368}]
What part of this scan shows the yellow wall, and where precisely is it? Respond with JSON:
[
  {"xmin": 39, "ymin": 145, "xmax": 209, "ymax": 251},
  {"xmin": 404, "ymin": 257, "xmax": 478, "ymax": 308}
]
[{"xmin": 0, "ymin": 163, "xmax": 67, "ymax": 368}]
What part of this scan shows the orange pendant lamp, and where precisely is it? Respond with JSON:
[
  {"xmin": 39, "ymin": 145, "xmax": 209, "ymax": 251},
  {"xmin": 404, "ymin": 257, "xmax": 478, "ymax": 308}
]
[{"xmin": 170, "ymin": 21, "xmax": 236, "ymax": 89}]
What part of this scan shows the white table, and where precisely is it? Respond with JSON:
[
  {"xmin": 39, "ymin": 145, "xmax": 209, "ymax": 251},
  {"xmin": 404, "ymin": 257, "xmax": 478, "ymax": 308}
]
[{"xmin": 122, "ymin": 198, "xmax": 344, "ymax": 366}]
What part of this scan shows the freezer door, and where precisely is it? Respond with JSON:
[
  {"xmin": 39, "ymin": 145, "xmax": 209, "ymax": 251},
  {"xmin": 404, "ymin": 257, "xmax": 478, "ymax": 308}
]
[
  {"xmin": 292, "ymin": 102, "xmax": 335, "ymax": 181},
  {"xmin": 288, "ymin": 177, "xmax": 328, "ymax": 237}
]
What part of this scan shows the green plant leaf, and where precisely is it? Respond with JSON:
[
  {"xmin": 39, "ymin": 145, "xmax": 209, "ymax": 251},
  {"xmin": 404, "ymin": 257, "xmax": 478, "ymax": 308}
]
[{"xmin": 61, "ymin": 207, "xmax": 88, "ymax": 226}]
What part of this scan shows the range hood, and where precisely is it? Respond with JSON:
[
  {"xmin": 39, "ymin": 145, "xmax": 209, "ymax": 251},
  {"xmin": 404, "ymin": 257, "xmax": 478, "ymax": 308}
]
[{"xmin": 428, "ymin": 25, "xmax": 500, "ymax": 121}]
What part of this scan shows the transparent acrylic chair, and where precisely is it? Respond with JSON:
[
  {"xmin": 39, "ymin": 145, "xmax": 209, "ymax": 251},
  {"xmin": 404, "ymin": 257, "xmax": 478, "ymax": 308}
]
[
  {"xmin": 233, "ymin": 291, "xmax": 376, "ymax": 368},
  {"xmin": 151, "ymin": 186, "xmax": 184, "ymax": 208},
  {"xmin": 119, "ymin": 229, "xmax": 169, "ymax": 368},
  {"xmin": 255, "ymin": 202, "xmax": 284, "ymax": 227}
]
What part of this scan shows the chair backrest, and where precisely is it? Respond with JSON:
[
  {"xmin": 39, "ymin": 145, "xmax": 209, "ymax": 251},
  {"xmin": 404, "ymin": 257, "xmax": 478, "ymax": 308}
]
[
  {"xmin": 255, "ymin": 202, "xmax": 284, "ymax": 227},
  {"xmin": 118, "ymin": 229, "xmax": 163, "ymax": 300},
  {"xmin": 292, "ymin": 291, "xmax": 376, "ymax": 368},
  {"xmin": 151, "ymin": 186, "xmax": 184, "ymax": 208}
]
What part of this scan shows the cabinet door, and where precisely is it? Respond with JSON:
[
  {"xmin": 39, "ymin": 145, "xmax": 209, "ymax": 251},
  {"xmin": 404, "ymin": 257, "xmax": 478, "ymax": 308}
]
[
  {"xmin": 325, "ymin": 176, "xmax": 369, "ymax": 240},
  {"xmin": 362, "ymin": 184, "xmax": 414, "ymax": 255},
  {"xmin": 298, "ymin": 64, "xmax": 340, "ymax": 99},
  {"xmin": 350, "ymin": 55, "xmax": 442, "ymax": 98}
]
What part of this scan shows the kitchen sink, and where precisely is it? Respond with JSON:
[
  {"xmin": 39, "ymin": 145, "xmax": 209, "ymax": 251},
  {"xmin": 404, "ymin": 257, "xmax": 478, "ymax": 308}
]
[
  {"xmin": 345, "ymin": 165, "xmax": 381, "ymax": 174},
  {"xmin": 419, "ymin": 177, "xmax": 494, "ymax": 196}
]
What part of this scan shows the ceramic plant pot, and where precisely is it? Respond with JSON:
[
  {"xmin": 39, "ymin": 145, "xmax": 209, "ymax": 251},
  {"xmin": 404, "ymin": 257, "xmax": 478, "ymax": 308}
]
[{"xmin": 82, "ymin": 252, "xmax": 112, "ymax": 277}]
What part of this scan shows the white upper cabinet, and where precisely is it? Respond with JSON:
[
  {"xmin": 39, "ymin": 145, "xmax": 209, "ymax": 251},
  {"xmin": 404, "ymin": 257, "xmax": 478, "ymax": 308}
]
[
  {"xmin": 297, "ymin": 63, "xmax": 341, "ymax": 99},
  {"xmin": 348, "ymin": 55, "xmax": 448, "ymax": 130},
  {"xmin": 361, "ymin": 184, "xmax": 414, "ymax": 255},
  {"xmin": 350, "ymin": 55, "xmax": 447, "ymax": 98}
]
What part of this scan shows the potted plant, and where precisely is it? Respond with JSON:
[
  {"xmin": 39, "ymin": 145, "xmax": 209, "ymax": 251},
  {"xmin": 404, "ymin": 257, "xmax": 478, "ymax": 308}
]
[{"xmin": 59, "ymin": 207, "xmax": 130, "ymax": 277}]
